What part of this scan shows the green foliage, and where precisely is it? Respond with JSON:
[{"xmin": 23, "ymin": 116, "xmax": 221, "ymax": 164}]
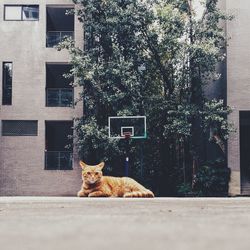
[
  {"xmin": 60, "ymin": 0, "xmax": 233, "ymax": 196},
  {"xmin": 193, "ymin": 165, "xmax": 230, "ymax": 196},
  {"xmin": 201, "ymin": 99, "xmax": 235, "ymax": 140},
  {"xmin": 178, "ymin": 159, "xmax": 231, "ymax": 197},
  {"xmin": 177, "ymin": 183, "xmax": 194, "ymax": 197}
]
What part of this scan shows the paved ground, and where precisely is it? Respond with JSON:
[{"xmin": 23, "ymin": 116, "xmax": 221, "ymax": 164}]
[{"xmin": 0, "ymin": 197, "xmax": 250, "ymax": 250}]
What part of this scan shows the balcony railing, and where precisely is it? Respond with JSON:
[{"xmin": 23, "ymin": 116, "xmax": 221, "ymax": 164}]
[
  {"xmin": 46, "ymin": 88, "xmax": 73, "ymax": 107},
  {"xmin": 45, "ymin": 151, "xmax": 73, "ymax": 170},
  {"xmin": 46, "ymin": 31, "xmax": 74, "ymax": 47}
]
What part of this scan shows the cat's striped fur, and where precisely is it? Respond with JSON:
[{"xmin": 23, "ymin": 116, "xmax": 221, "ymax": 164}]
[{"xmin": 77, "ymin": 161, "xmax": 154, "ymax": 198}]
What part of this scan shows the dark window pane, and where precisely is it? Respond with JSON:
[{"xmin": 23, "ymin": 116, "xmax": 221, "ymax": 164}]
[
  {"xmin": 45, "ymin": 151, "xmax": 73, "ymax": 170},
  {"xmin": 61, "ymin": 31, "xmax": 74, "ymax": 39},
  {"xmin": 46, "ymin": 32, "xmax": 61, "ymax": 47},
  {"xmin": 46, "ymin": 64, "xmax": 73, "ymax": 88},
  {"xmin": 46, "ymin": 64, "xmax": 74, "ymax": 107},
  {"xmin": 2, "ymin": 62, "xmax": 12, "ymax": 105},
  {"xmin": 59, "ymin": 152, "xmax": 73, "ymax": 170},
  {"xmin": 45, "ymin": 121, "xmax": 73, "ymax": 151},
  {"xmin": 22, "ymin": 6, "xmax": 39, "ymax": 20},
  {"xmin": 45, "ymin": 121, "xmax": 73, "ymax": 170},
  {"xmin": 46, "ymin": 31, "xmax": 74, "ymax": 47},
  {"xmin": 46, "ymin": 88, "xmax": 73, "ymax": 107},
  {"xmin": 2, "ymin": 120, "xmax": 38, "ymax": 136},
  {"xmin": 46, "ymin": 7, "xmax": 74, "ymax": 32},
  {"xmin": 61, "ymin": 89, "xmax": 73, "ymax": 107},
  {"xmin": 46, "ymin": 6, "xmax": 74, "ymax": 47},
  {"xmin": 45, "ymin": 151, "xmax": 59, "ymax": 170},
  {"xmin": 47, "ymin": 89, "xmax": 60, "ymax": 106}
]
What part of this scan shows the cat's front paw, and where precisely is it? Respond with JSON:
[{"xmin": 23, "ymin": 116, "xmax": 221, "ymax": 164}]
[
  {"xmin": 88, "ymin": 191, "xmax": 107, "ymax": 197},
  {"xmin": 77, "ymin": 190, "xmax": 86, "ymax": 197},
  {"xmin": 88, "ymin": 193, "xmax": 95, "ymax": 197}
]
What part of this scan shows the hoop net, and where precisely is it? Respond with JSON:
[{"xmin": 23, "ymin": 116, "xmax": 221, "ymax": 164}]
[{"xmin": 122, "ymin": 131, "xmax": 132, "ymax": 139}]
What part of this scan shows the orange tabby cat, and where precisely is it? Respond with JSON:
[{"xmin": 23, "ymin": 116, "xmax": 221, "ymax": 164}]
[{"xmin": 77, "ymin": 161, "xmax": 154, "ymax": 198}]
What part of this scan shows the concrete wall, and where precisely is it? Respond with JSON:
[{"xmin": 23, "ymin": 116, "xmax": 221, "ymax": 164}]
[
  {"xmin": 226, "ymin": 0, "xmax": 250, "ymax": 195},
  {"xmin": 0, "ymin": 0, "xmax": 83, "ymax": 195}
]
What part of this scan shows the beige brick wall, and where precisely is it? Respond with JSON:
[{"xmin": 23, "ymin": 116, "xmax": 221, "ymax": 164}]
[
  {"xmin": 0, "ymin": 0, "xmax": 83, "ymax": 196},
  {"xmin": 226, "ymin": 0, "xmax": 250, "ymax": 195}
]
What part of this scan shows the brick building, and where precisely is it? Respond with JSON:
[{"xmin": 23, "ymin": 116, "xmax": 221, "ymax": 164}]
[
  {"xmin": 226, "ymin": 0, "xmax": 250, "ymax": 195},
  {"xmin": 0, "ymin": 0, "xmax": 83, "ymax": 195}
]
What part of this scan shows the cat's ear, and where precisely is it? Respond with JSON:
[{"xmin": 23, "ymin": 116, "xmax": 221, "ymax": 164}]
[
  {"xmin": 97, "ymin": 162, "xmax": 105, "ymax": 170},
  {"xmin": 79, "ymin": 161, "xmax": 88, "ymax": 170}
]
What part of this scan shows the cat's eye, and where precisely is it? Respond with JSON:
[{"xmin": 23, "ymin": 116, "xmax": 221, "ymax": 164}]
[
  {"xmin": 95, "ymin": 172, "xmax": 99, "ymax": 175},
  {"xmin": 86, "ymin": 172, "xmax": 91, "ymax": 175}
]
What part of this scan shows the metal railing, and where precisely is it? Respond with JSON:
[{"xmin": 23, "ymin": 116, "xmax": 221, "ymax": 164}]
[
  {"xmin": 46, "ymin": 88, "xmax": 73, "ymax": 107},
  {"xmin": 46, "ymin": 31, "xmax": 74, "ymax": 47},
  {"xmin": 45, "ymin": 151, "xmax": 73, "ymax": 170}
]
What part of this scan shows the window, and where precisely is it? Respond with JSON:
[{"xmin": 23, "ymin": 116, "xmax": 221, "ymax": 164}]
[
  {"xmin": 46, "ymin": 88, "xmax": 74, "ymax": 107},
  {"xmin": 46, "ymin": 6, "xmax": 74, "ymax": 47},
  {"xmin": 46, "ymin": 64, "xmax": 74, "ymax": 107},
  {"xmin": 22, "ymin": 6, "xmax": 39, "ymax": 20},
  {"xmin": 45, "ymin": 121, "xmax": 73, "ymax": 170},
  {"xmin": 2, "ymin": 62, "xmax": 12, "ymax": 105},
  {"xmin": 240, "ymin": 111, "xmax": 250, "ymax": 182},
  {"xmin": 4, "ymin": 5, "xmax": 39, "ymax": 21},
  {"xmin": 4, "ymin": 6, "xmax": 22, "ymax": 20},
  {"xmin": 2, "ymin": 120, "xmax": 38, "ymax": 136}
]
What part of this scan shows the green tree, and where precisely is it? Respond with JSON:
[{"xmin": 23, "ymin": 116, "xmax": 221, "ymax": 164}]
[{"xmin": 59, "ymin": 0, "xmax": 233, "ymax": 196}]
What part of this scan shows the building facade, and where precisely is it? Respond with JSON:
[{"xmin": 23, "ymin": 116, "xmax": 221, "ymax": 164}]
[
  {"xmin": 226, "ymin": 0, "xmax": 250, "ymax": 195},
  {"xmin": 0, "ymin": 0, "xmax": 83, "ymax": 195},
  {"xmin": 195, "ymin": 0, "xmax": 250, "ymax": 196}
]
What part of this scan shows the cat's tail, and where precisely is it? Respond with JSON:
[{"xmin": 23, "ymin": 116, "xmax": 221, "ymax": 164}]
[{"xmin": 123, "ymin": 189, "xmax": 154, "ymax": 198}]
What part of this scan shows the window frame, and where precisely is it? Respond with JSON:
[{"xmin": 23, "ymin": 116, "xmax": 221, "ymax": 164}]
[
  {"xmin": 44, "ymin": 151, "xmax": 73, "ymax": 170},
  {"xmin": 46, "ymin": 88, "xmax": 74, "ymax": 107},
  {"xmin": 44, "ymin": 120, "xmax": 73, "ymax": 170},
  {"xmin": 2, "ymin": 61, "xmax": 13, "ymax": 105},
  {"xmin": 45, "ymin": 63, "xmax": 75, "ymax": 107},
  {"xmin": 1, "ymin": 120, "xmax": 38, "ymax": 136},
  {"xmin": 4, "ymin": 5, "xmax": 39, "ymax": 21},
  {"xmin": 46, "ymin": 5, "xmax": 75, "ymax": 47}
]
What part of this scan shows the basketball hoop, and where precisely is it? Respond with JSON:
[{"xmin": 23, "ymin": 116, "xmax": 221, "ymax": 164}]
[
  {"xmin": 123, "ymin": 131, "xmax": 132, "ymax": 139},
  {"xmin": 108, "ymin": 116, "xmax": 147, "ymax": 139},
  {"xmin": 108, "ymin": 115, "xmax": 147, "ymax": 177}
]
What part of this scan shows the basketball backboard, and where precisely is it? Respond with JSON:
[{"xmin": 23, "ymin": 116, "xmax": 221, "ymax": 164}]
[{"xmin": 108, "ymin": 116, "xmax": 147, "ymax": 139}]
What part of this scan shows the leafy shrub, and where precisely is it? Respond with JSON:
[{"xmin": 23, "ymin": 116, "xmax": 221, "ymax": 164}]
[
  {"xmin": 193, "ymin": 165, "xmax": 230, "ymax": 197},
  {"xmin": 178, "ymin": 159, "xmax": 231, "ymax": 197}
]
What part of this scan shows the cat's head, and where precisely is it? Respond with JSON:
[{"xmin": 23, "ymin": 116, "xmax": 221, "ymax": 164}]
[{"xmin": 79, "ymin": 161, "xmax": 104, "ymax": 185}]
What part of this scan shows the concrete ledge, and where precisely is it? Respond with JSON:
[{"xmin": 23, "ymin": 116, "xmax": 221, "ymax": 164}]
[{"xmin": 1, "ymin": 197, "xmax": 250, "ymax": 250}]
